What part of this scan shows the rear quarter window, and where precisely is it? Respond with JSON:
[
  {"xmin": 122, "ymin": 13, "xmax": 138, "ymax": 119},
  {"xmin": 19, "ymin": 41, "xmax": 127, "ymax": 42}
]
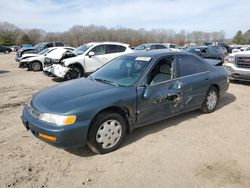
[
  {"xmin": 105, "ymin": 45, "xmax": 126, "ymax": 54},
  {"xmin": 55, "ymin": 42, "xmax": 64, "ymax": 46},
  {"xmin": 177, "ymin": 55, "xmax": 207, "ymax": 77}
]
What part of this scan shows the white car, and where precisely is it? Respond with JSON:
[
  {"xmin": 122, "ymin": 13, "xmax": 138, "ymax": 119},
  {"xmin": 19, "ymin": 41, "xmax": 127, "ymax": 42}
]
[
  {"xmin": 48, "ymin": 42, "xmax": 133, "ymax": 80},
  {"xmin": 163, "ymin": 43, "xmax": 181, "ymax": 52},
  {"xmin": 19, "ymin": 47, "xmax": 75, "ymax": 71},
  {"xmin": 225, "ymin": 50, "xmax": 250, "ymax": 82},
  {"xmin": 231, "ymin": 46, "xmax": 250, "ymax": 53}
]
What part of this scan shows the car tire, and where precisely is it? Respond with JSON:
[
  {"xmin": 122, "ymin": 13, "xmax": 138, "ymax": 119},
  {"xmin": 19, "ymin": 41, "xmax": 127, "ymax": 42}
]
[
  {"xmin": 30, "ymin": 61, "xmax": 42, "ymax": 71},
  {"xmin": 4, "ymin": 50, "xmax": 10, "ymax": 54},
  {"xmin": 87, "ymin": 112, "xmax": 127, "ymax": 154},
  {"xmin": 201, "ymin": 86, "xmax": 219, "ymax": 113},
  {"xmin": 64, "ymin": 65, "xmax": 83, "ymax": 80}
]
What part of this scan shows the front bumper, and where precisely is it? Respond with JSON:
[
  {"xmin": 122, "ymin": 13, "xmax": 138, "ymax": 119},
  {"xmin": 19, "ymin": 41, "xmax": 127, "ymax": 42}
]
[
  {"xmin": 43, "ymin": 65, "xmax": 54, "ymax": 76},
  {"xmin": 15, "ymin": 56, "xmax": 21, "ymax": 62},
  {"xmin": 50, "ymin": 64, "xmax": 70, "ymax": 78},
  {"xmin": 19, "ymin": 60, "xmax": 28, "ymax": 68},
  {"xmin": 21, "ymin": 106, "xmax": 90, "ymax": 148},
  {"xmin": 224, "ymin": 63, "xmax": 250, "ymax": 82}
]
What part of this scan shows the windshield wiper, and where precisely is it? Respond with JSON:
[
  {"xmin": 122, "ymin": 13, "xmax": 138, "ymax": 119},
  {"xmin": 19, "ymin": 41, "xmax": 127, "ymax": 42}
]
[
  {"xmin": 89, "ymin": 75, "xmax": 96, "ymax": 82},
  {"xmin": 94, "ymin": 78, "xmax": 119, "ymax": 87}
]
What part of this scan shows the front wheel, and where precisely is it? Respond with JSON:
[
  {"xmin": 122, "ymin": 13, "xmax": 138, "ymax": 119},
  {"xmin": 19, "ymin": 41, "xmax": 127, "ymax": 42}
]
[
  {"xmin": 201, "ymin": 86, "xmax": 219, "ymax": 113},
  {"xmin": 4, "ymin": 50, "xmax": 10, "ymax": 54},
  {"xmin": 87, "ymin": 112, "xmax": 127, "ymax": 154},
  {"xmin": 64, "ymin": 65, "xmax": 83, "ymax": 80},
  {"xmin": 30, "ymin": 61, "xmax": 42, "ymax": 71}
]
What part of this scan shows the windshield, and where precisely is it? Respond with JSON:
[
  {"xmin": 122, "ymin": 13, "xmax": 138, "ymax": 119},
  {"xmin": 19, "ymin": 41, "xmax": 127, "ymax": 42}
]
[
  {"xmin": 91, "ymin": 56, "xmax": 151, "ymax": 87},
  {"xmin": 34, "ymin": 42, "xmax": 45, "ymax": 49},
  {"xmin": 73, "ymin": 44, "xmax": 93, "ymax": 55},
  {"xmin": 22, "ymin": 44, "xmax": 33, "ymax": 48},
  {"xmin": 38, "ymin": 48, "xmax": 50, "ymax": 55},
  {"xmin": 184, "ymin": 48, "xmax": 195, "ymax": 53},
  {"xmin": 134, "ymin": 44, "xmax": 147, "ymax": 50}
]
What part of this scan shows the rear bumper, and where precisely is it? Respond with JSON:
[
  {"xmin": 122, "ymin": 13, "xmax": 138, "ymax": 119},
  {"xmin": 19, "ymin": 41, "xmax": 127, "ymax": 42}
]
[
  {"xmin": 21, "ymin": 106, "xmax": 90, "ymax": 148},
  {"xmin": 224, "ymin": 63, "xmax": 250, "ymax": 82}
]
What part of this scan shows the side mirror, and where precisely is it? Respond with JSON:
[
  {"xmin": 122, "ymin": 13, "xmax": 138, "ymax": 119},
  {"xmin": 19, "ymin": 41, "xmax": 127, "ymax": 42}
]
[
  {"xmin": 142, "ymin": 84, "xmax": 150, "ymax": 99},
  {"xmin": 145, "ymin": 47, "xmax": 150, "ymax": 51},
  {"xmin": 88, "ymin": 51, "xmax": 95, "ymax": 58}
]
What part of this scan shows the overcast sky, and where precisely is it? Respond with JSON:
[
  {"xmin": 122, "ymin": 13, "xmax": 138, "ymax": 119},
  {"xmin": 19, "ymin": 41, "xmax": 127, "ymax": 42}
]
[{"xmin": 0, "ymin": 0, "xmax": 249, "ymax": 38}]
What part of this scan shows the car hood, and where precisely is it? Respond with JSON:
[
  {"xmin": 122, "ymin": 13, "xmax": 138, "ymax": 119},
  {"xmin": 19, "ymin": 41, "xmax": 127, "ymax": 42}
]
[
  {"xmin": 21, "ymin": 53, "xmax": 39, "ymax": 59},
  {"xmin": 19, "ymin": 47, "xmax": 36, "ymax": 52},
  {"xmin": 46, "ymin": 49, "xmax": 67, "ymax": 60},
  {"xmin": 63, "ymin": 55, "xmax": 82, "ymax": 66},
  {"xmin": 31, "ymin": 78, "xmax": 120, "ymax": 114},
  {"xmin": 232, "ymin": 51, "xmax": 250, "ymax": 56}
]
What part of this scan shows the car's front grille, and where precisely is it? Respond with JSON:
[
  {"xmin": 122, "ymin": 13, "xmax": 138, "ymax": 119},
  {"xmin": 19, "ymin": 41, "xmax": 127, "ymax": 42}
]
[
  {"xmin": 236, "ymin": 57, "xmax": 250, "ymax": 68},
  {"xmin": 27, "ymin": 103, "xmax": 40, "ymax": 118}
]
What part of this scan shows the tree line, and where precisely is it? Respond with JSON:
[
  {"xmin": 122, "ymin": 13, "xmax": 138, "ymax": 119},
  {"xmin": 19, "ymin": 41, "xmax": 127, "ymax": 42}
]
[
  {"xmin": 0, "ymin": 21, "xmax": 229, "ymax": 47},
  {"xmin": 232, "ymin": 30, "xmax": 250, "ymax": 45}
]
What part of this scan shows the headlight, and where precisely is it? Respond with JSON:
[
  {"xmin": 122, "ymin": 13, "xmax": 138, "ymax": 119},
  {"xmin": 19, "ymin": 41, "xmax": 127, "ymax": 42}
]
[
  {"xmin": 228, "ymin": 56, "xmax": 235, "ymax": 62},
  {"xmin": 39, "ymin": 113, "xmax": 76, "ymax": 126}
]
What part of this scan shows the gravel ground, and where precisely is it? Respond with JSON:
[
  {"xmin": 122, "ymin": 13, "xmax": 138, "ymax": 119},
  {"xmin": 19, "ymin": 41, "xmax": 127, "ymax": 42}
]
[{"xmin": 0, "ymin": 53, "xmax": 250, "ymax": 188}]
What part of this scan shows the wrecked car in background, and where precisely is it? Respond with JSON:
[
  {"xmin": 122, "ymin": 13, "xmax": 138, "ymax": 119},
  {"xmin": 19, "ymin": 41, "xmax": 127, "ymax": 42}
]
[
  {"xmin": 21, "ymin": 51, "xmax": 229, "ymax": 154},
  {"xmin": 184, "ymin": 46, "xmax": 225, "ymax": 64},
  {"xmin": 19, "ymin": 47, "xmax": 75, "ymax": 71},
  {"xmin": 45, "ymin": 42, "xmax": 133, "ymax": 80},
  {"xmin": 16, "ymin": 41, "xmax": 66, "ymax": 62},
  {"xmin": 225, "ymin": 51, "xmax": 250, "ymax": 82},
  {"xmin": 43, "ymin": 48, "xmax": 78, "ymax": 76}
]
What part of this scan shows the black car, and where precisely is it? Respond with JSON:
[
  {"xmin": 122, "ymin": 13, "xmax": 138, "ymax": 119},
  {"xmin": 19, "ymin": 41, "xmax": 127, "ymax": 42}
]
[
  {"xmin": 0, "ymin": 45, "xmax": 12, "ymax": 54},
  {"xmin": 15, "ymin": 41, "xmax": 66, "ymax": 62}
]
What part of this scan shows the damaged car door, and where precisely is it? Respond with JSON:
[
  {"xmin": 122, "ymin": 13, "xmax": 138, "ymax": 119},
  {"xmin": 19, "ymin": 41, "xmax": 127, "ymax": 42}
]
[
  {"xmin": 136, "ymin": 55, "xmax": 184, "ymax": 126},
  {"xmin": 175, "ymin": 54, "xmax": 210, "ymax": 109}
]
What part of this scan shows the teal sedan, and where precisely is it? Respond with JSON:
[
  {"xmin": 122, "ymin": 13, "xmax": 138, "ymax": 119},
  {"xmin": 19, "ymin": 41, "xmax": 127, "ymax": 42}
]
[{"xmin": 21, "ymin": 51, "xmax": 229, "ymax": 154}]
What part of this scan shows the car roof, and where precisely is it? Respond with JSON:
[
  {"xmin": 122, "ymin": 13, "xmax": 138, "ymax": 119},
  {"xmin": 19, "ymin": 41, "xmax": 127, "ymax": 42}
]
[
  {"xmin": 124, "ymin": 50, "xmax": 191, "ymax": 59},
  {"xmin": 139, "ymin": 43, "xmax": 166, "ymax": 46},
  {"xmin": 47, "ymin": 46, "xmax": 74, "ymax": 50},
  {"xmin": 87, "ymin": 41, "xmax": 129, "ymax": 46}
]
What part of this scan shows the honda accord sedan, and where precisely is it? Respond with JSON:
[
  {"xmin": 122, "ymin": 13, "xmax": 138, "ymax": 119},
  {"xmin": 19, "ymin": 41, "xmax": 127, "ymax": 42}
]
[{"xmin": 21, "ymin": 51, "xmax": 229, "ymax": 154}]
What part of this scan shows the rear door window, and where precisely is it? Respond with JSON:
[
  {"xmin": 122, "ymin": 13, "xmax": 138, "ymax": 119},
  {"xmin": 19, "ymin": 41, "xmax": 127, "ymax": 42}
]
[
  {"xmin": 154, "ymin": 45, "xmax": 167, "ymax": 50},
  {"xmin": 177, "ymin": 55, "xmax": 207, "ymax": 77},
  {"xmin": 170, "ymin": 44, "xmax": 176, "ymax": 48}
]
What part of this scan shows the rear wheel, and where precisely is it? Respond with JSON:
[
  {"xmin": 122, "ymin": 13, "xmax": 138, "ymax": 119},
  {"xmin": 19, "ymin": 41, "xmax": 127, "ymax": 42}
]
[
  {"xmin": 64, "ymin": 65, "xmax": 83, "ymax": 80},
  {"xmin": 30, "ymin": 61, "xmax": 42, "ymax": 71},
  {"xmin": 201, "ymin": 86, "xmax": 219, "ymax": 113},
  {"xmin": 87, "ymin": 112, "xmax": 126, "ymax": 154}
]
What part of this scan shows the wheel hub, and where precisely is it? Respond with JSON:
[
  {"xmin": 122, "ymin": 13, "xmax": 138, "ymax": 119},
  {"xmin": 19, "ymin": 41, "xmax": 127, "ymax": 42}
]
[
  {"xmin": 96, "ymin": 120, "xmax": 122, "ymax": 149},
  {"xmin": 206, "ymin": 91, "xmax": 217, "ymax": 110}
]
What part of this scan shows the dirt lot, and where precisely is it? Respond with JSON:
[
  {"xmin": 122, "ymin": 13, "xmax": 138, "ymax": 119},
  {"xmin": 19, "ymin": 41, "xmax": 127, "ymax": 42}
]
[{"xmin": 0, "ymin": 53, "xmax": 250, "ymax": 188}]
